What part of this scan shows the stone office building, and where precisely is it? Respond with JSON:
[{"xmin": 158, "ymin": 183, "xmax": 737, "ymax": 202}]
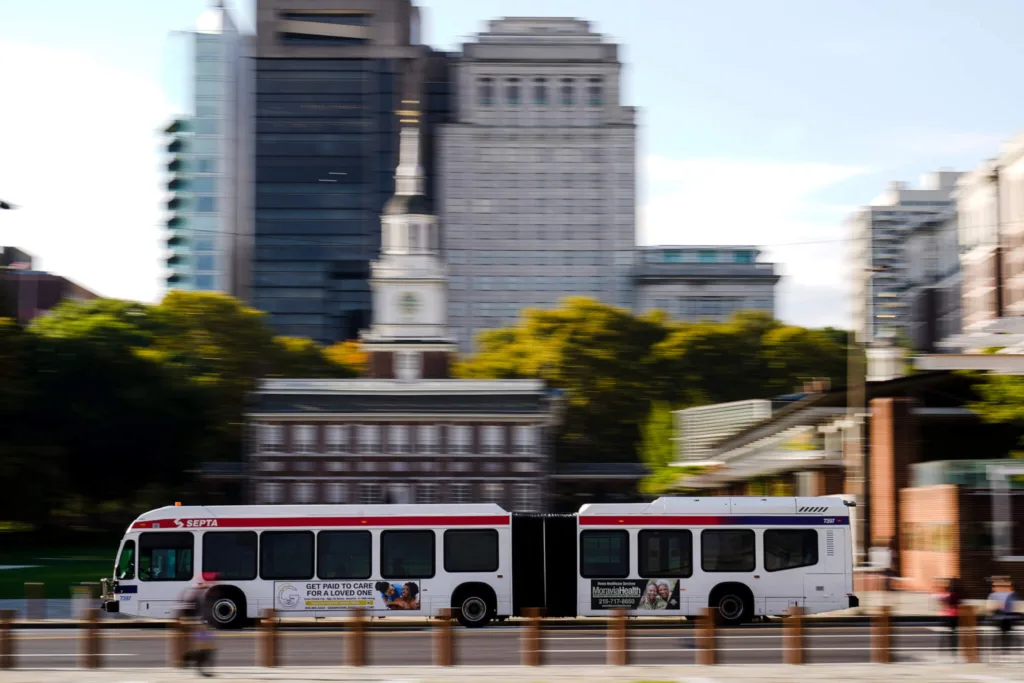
[{"xmin": 245, "ymin": 97, "xmax": 559, "ymax": 512}]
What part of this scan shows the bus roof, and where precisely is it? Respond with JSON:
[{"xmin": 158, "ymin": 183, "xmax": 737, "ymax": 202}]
[
  {"xmin": 130, "ymin": 504, "xmax": 511, "ymax": 531},
  {"xmin": 578, "ymin": 496, "xmax": 850, "ymax": 516}
]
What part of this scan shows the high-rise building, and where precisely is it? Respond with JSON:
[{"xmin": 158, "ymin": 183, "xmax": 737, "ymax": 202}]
[
  {"xmin": 634, "ymin": 246, "xmax": 778, "ymax": 322},
  {"xmin": 847, "ymin": 171, "xmax": 961, "ymax": 344},
  {"xmin": 957, "ymin": 132, "xmax": 1024, "ymax": 333},
  {"xmin": 164, "ymin": 2, "xmax": 254, "ymax": 300},
  {"xmin": 251, "ymin": 0, "xmax": 449, "ymax": 343},
  {"xmin": 903, "ymin": 209, "xmax": 960, "ymax": 352},
  {"xmin": 438, "ymin": 17, "xmax": 637, "ymax": 350}
]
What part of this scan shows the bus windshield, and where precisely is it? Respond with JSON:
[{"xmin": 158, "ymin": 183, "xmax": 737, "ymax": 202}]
[{"xmin": 115, "ymin": 540, "xmax": 135, "ymax": 580}]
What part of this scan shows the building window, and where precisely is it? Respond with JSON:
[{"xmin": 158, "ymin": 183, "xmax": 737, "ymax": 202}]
[
  {"xmin": 325, "ymin": 482, "xmax": 347, "ymax": 504},
  {"xmin": 261, "ymin": 481, "xmax": 283, "ymax": 504},
  {"xmin": 478, "ymin": 78, "xmax": 494, "ymax": 107},
  {"xmin": 734, "ymin": 250, "xmax": 755, "ymax": 264},
  {"xmin": 386, "ymin": 483, "xmax": 412, "ymax": 504},
  {"xmin": 506, "ymin": 78, "xmax": 521, "ymax": 105},
  {"xmin": 533, "ymin": 78, "xmax": 548, "ymax": 105},
  {"xmin": 481, "ymin": 482, "xmax": 504, "ymax": 505},
  {"xmin": 395, "ymin": 351, "xmax": 422, "ymax": 381},
  {"xmin": 449, "ymin": 482, "xmax": 471, "ymax": 504},
  {"xmin": 514, "ymin": 425, "xmax": 538, "ymax": 455},
  {"xmin": 560, "ymin": 79, "xmax": 575, "ymax": 106},
  {"xmin": 482, "ymin": 425, "xmax": 505, "ymax": 455},
  {"xmin": 418, "ymin": 425, "xmax": 439, "ymax": 454},
  {"xmin": 587, "ymin": 78, "xmax": 603, "ymax": 106},
  {"xmin": 293, "ymin": 425, "xmax": 316, "ymax": 454},
  {"xmin": 449, "ymin": 425, "xmax": 471, "ymax": 455},
  {"xmin": 293, "ymin": 482, "xmax": 316, "ymax": 504},
  {"xmin": 326, "ymin": 425, "xmax": 347, "ymax": 454},
  {"xmin": 359, "ymin": 482, "xmax": 381, "ymax": 504},
  {"xmin": 358, "ymin": 425, "xmax": 380, "ymax": 454},
  {"xmin": 258, "ymin": 424, "xmax": 283, "ymax": 452},
  {"xmin": 698, "ymin": 249, "xmax": 718, "ymax": 263},
  {"xmin": 389, "ymin": 425, "xmax": 409, "ymax": 454},
  {"xmin": 416, "ymin": 483, "xmax": 439, "ymax": 504},
  {"xmin": 195, "ymin": 196, "xmax": 216, "ymax": 213},
  {"xmin": 514, "ymin": 483, "xmax": 540, "ymax": 512}
]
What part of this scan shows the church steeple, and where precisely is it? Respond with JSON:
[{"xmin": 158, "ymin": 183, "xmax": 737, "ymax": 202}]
[{"xmin": 394, "ymin": 101, "xmax": 425, "ymax": 196}]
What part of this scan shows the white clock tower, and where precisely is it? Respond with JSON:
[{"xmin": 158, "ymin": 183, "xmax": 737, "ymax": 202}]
[{"xmin": 360, "ymin": 99, "xmax": 458, "ymax": 380}]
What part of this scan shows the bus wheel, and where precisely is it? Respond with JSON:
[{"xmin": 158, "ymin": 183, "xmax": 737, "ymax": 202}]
[
  {"xmin": 453, "ymin": 583, "xmax": 495, "ymax": 628},
  {"xmin": 204, "ymin": 586, "xmax": 247, "ymax": 630},
  {"xmin": 710, "ymin": 583, "xmax": 752, "ymax": 626}
]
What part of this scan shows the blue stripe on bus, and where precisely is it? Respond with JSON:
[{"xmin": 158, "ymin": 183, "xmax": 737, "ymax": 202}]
[
  {"xmin": 730, "ymin": 516, "xmax": 848, "ymax": 526},
  {"xmin": 114, "ymin": 584, "xmax": 138, "ymax": 594}
]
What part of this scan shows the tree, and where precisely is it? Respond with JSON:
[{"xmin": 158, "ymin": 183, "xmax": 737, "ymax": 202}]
[
  {"xmin": 455, "ymin": 297, "xmax": 669, "ymax": 462},
  {"xmin": 638, "ymin": 402, "xmax": 676, "ymax": 494},
  {"xmin": 271, "ymin": 336, "xmax": 361, "ymax": 378},
  {"xmin": 324, "ymin": 340, "xmax": 369, "ymax": 376}
]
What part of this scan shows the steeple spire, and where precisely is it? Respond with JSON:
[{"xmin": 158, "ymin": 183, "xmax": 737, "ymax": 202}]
[{"xmin": 394, "ymin": 100, "xmax": 424, "ymax": 196}]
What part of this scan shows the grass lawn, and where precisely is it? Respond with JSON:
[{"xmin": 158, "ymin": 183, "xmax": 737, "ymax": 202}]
[{"xmin": 0, "ymin": 547, "xmax": 114, "ymax": 599}]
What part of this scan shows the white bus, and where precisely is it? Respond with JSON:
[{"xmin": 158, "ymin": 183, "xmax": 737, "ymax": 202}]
[{"xmin": 101, "ymin": 496, "xmax": 856, "ymax": 628}]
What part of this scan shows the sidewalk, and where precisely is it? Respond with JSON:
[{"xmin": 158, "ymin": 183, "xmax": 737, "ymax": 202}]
[{"xmin": 0, "ymin": 664, "xmax": 1019, "ymax": 683}]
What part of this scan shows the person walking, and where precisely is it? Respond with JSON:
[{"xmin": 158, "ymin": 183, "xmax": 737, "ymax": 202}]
[
  {"xmin": 179, "ymin": 579, "xmax": 215, "ymax": 677},
  {"xmin": 936, "ymin": 577, "xmax": 962, "ymax": 658},
  {"xmin": 988, "ymin": 576, "xmax": 1018, "ymax": 662}
]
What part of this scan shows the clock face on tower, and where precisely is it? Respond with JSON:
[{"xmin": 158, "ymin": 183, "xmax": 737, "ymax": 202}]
[{"xmin": 399, "ymin": 292, "xmax": 420, "ymax": 317}]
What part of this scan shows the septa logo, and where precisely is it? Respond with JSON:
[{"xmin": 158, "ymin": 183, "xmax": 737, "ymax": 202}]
[{"xmin": 173, "ymin": 519, "xmax": 218, "ymax": 528}]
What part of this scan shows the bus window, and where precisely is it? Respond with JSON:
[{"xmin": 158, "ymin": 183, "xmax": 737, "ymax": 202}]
[
  {"xmin": 444, "ymin": 529, "xmax": 499, "ymax": 573},
  {"xmin": 116, "ymin": 540, "xmax": 136, "ymax": 580},
  {"xmin": 639, "ymin": 530, "xmax": 692, "ymax": 578},
  {"xmin": 203, "ymin": 531, "xmax": 257, "ymax": 581},
  {"xmin": 701, "ymin": 529, "xmax": 755, "ymax": 573},
  {"xmin": 381, "ymin": 530, "xmax": 435, "ymax": 579},
  {"xmin": 764, "ymin": 529, "xmax": 818, "ymax": 572},
  {"xmin": 260, "ymin": 531, "xmax": 315, "ymax": 580},
  {"xmin": 580, "ymin": 530, "xmax": 629, "ymax": 578},
  {"xmin": 139, "ymin": 532, "xmax": 194, "ymax": 582},
  {"xmin": 317, "ymin": 531, "xmax": 372, "ymax": 580}
]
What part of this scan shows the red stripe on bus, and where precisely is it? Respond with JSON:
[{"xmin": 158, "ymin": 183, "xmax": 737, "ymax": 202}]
[
  {"xmin": 579, "ymin": 515, "xmax": 727, "ymax": 526},
  {"xmin": 131, "ymin": 515, "xmax": 511, "ymax": 530}
]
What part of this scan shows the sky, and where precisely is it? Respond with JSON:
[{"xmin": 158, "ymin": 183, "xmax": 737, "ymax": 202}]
[{"xmin": 1, "ymin": 0, "xmax": 1023, "ymax": 329}]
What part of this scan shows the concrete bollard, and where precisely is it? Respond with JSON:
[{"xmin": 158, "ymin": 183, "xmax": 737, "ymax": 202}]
[
  {"xmin": 871, "ymin": 605, "xmax": 892, "ymax": 664},
  {"xmin": 521, "ymin": 607, "xmax": 544, "ymax": 666},
  {"xmin": 24, "ymin": 583, "xmax": 44, "ymax": 621},
  {"xmin": 78, "ymin": 607, "xmax": 101, "ymax": 669},
  {"xmin": 168, "ymin": 616, "xmax": 189, "ymax": 668},
  {"xmin": 434, "ymin": 608, "xmax": 456, "ymax": 666},
  {"xmin": 260, "ymin": 609, "xmax": 278, "ymax": 667},
  {"xmin": 346, "ymin": 607, "xmax": 367, "ymax": 666},
  {"xmin": 0, "ymin": 609, "xmax": 15, "ymax": 670},
  {"xmin": 959, "ymin": 604, "xmax": 978, "ymax": 664},
  {"xmin": 606, "ymin": 608, "xmax": 628, "ymax": 666},
  {"xmin": 697, "ymin": 607, "xmax": 717, "ymax": 666},
  {"xmin": 784, "ymin": 605, "xmax": 805, "ymax": 664}
]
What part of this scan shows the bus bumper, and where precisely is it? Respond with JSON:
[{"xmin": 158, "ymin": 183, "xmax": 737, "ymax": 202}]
[
  {"xmin": 848, "ymin": 595, "xmax": 860, "ymax": 609},
  {"xmin": 102, "ymin": 600, "xmax": 119, "ymax": 614}
]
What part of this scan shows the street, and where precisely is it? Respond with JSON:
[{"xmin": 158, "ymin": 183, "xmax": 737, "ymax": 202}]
[{"xmin": 13, "ymin": 624, "xmax": 1013, "ymax": 668}]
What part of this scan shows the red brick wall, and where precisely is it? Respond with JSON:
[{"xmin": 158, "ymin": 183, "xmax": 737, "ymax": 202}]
[
  {"xmin": 870, "ymin": 398, "xmax": 918, "ymax": 559},
  {"xmin": 367, "ymin": 351, "xmax": 394, "ymax": 379},
  {"xmin": 899, "ymin": 485, "xmax": 959, "ymax": 591}
]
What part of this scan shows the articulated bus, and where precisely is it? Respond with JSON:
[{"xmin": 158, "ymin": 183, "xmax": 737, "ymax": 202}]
[{"xmin": 101, "ymin": 496, "xmax": 857, "ymax": 628}]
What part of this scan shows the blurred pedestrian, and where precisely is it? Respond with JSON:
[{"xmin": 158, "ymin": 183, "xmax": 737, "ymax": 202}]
[
  {"xmin": 988, "ymin": 576, "xmax": 1018, "ymax": 661},
  {"xmin": 936, "ymin": 577, "xmax": 962, "ymax": 657},
  {"xmin": 179, "ymin": 579, "xmax": 215, "ymax": 677}
]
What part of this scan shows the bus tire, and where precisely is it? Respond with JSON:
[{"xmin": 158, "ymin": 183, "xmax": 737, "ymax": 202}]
[
  {"xmin": 709, "ymin": 583, "xmax": 753, "ymax": 626},
  {"xmin": 204, "ymin": 586, "xmax": 247, "ymax": 630},
  {"xmin": 452, "ymin": 583, "xmax": 495, "ymax": 628}
]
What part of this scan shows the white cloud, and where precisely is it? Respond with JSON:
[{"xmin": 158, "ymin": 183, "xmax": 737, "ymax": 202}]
[
  {"xmin": 0, "ymin": 41, "xmax": 172, "ymax": 302},
  {"xmin": 639, "ymin": 156, "xmax": 869, "ymax": 328}
]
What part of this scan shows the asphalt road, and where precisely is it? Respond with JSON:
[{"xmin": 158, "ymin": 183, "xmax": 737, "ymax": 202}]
[{"xmin": 13, "ymin": 624, "xmax": 1005, "ymax": 668}]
